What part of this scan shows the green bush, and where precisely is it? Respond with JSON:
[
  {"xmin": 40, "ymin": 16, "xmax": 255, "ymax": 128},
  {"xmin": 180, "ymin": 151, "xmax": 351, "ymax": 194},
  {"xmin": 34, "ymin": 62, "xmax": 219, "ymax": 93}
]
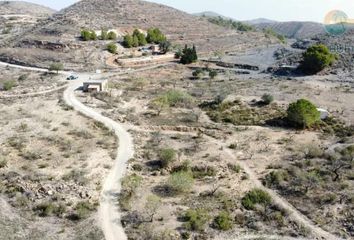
[
  {"xmin": 80, "ymin": 29, "xmax": 97, "ymax": 41},
  {"xmin": 159, "ymin": 148, "xmax": 176, "ymax": 168},
  {"xmin": 264, "ymin": 171, "xmax": 288, "ymax": 187},
  {"xmin": 2, "ymin": 80, "xmax": 17, "ymax": 91},
  {"xmin": 107, "ymin": 31, "xmax": 117, "ymax": 40},
  {"xmin": 0, "ymin": 158, "xmax": 8, "ymax": 168},
  {"xmin": 180, "ymin": 45, "xmax": 198, "ymax": 64},
  {"xmin": 287, "ymin": 99, "xmax": 320, "ymax": 128},
  {"xmin": 261, "ymin": 94, "xmax": 274, "ymax": 105},
  {"xmin": 207, "ymin": 16, "xmax": 254, "ymax": 32},
  {"xmin": 146, "ymin": 28, "xmax": 166, "ymax": 44},
  {"xmin": 34, "ymin": 202, "xmax": 66, "ymax": 217},
  {"xmin": 300, "ymin": 44, "xmax": 336, "ymax": 74},
  {"xmin": 123, "ymin": 35, "xmax": 134, "ymax": 48},
  {"xmin": 192, "ymin": 69, "xmax": 203, "ymax": 79},
  {"xmin": 49, "ymin": 62, "xmax": 64, "ymax": 74},
  {"xmin": 106, "ymin": 43, "xmax": 117, "ymax": 54},
  {"xmin": 213, "ymin": 211, "xmax": 233, "ymax": 231},
  {"xmin": 163, "ymin": 90, "xmax": 194, "ymax": 107},
  {"xmin": 167, "ymin": 171, "xmax": 194, "ymax": 194},
  {"xmin": 183, "ymin": 208, "xmax": 210, "ymax": 231},
  {"xmin": 74, "ymin": 201, "xmax": 96, "ymax": 220},
  {"xmin": 241, "ymin": 188, "xmax": 272, "ymax": 210}
]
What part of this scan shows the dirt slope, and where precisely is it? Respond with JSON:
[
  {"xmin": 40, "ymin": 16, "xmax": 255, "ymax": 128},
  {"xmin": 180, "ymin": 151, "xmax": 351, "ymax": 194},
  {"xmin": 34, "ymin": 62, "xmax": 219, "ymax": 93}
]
[
  {"xmin": 0, "ymin": 0, "xmax": 275, "ymax": 70},
  {"xmin": 0, "ymin": 1, "xmax": 55, "ymax": 16}
]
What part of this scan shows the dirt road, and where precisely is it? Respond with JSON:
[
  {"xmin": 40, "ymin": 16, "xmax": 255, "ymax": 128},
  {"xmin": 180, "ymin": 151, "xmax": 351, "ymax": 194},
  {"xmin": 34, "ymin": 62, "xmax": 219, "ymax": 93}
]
[{"xmin": 63, "ymin": 77, "xmax": 133, "ymax": 240}]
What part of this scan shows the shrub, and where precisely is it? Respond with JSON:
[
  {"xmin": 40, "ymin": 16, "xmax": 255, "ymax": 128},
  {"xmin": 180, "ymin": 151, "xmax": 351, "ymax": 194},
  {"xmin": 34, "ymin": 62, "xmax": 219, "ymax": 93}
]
[
  {"xmin": 81, "ymin": 29, "xmax": 92, "ymax": 41},
  {"xmin": 49, "ymin": 62, "xmax": 64, "ymax": 74},
  {"xmin": 264, "ymin": 171, "xmax": 288, "ymax": 187},
  {"xmin": 287, "ymin": 99, "xmax": 320, "ymax": 128},
  {"xmin": 167, "ymin": 171, "xmax": 194, "ymax": 194},
  {"xmin": 209, "ymin": 70, "xmax": 218, "ymax": 80},
  {"xmin": 300, "ymin": 44, "xmax": 336, "ymax": 74},
  {"xmin": 183, "ymin": 208, "xmax": 210, "ymax": 231},
  {"xmin": 121, "ymin": 174, "xmax": 143, "ymax": 195},
  {"xmin": 261, "ymin": 94, "xmax": 274, "ymax": 105},
  {"xmin": 159, "ymin": 148, "xmax": 176, "ymax": 168},
  {"xmin": 180, "ymin": 45, "xmax": 198, "ymax": 64},
  {"xmin": 146, "ymin": 28, "xmax": 166, "ymax": 44},
  {"xmin": 74, "ymin": 201, "xmax": 96, "ymax": 220},
  {"xmin": 34, "ymin": 202, "xmax": 66, "ymax": 217},
  {"xmin": 123, "ymin": 34, "xmax": 134, "ymax": 48},
  {"xmin": 2, "ymin": 80, "xmax": 17, "ymax": 91},
  {"xmin": 107, "ymin": 31, "xmax": 117, "ymax": 40},
  {"xmin": 164, "ymin": 90, "xmax": 194, "ymax": 107},
  {"xmin": 106, "ymin": 43, "xmax": 117, "ymax": 54},
  {"xmin": 214, "ymin": 211, "xmax": 233, "ymax": 231},
  {"xmin": 228, "ymin": 163, "xmax": 241, "ymax": 173},
  {"xmin": 241, "ymin": 188, "xmax": 272, "ymax": 210},
  {"xmin": 192, "ymin": 69, "xmax": 203, "ymax": 79},
  {"xmin": 0, "ymin": 158, "xmax": 7, "ymax": 168}
]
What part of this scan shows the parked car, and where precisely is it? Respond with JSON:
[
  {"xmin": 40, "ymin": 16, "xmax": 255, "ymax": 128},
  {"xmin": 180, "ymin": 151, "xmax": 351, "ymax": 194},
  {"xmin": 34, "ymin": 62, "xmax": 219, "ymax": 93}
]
[{"xmin": 66, "ymin": 75, "xmax": 78, "ymax": 80}]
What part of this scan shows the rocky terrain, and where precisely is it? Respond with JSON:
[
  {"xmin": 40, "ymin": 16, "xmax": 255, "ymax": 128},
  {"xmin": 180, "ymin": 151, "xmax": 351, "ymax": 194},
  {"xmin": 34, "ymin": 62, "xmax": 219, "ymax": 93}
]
[
  {"xmin": 0, "ymin": 0, "xmax": 276, "ymax": 70},
  {"xmin": 0, "ymin": 1, "xmax": 55, "ymax": 46},
  {"xmin": 251, "ymin": 21, "xmax": 325, "ymax": 39}
]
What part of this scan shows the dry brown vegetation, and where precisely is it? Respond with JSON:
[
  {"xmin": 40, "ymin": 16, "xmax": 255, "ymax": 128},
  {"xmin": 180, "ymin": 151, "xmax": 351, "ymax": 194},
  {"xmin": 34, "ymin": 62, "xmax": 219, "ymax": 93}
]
[
  {"xmin": 0, "ymin": 89, "xmax": 117, "ymax": 239},
  {"xmin": 78, "ymin": 61, "xmax": 353, "ymax": 239}
]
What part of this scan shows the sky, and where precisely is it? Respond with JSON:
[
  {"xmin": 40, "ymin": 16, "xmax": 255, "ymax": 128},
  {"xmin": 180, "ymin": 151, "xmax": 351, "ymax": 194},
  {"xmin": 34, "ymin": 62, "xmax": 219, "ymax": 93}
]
[{"xmin": 9, "ymin": 0, "xmax": 354, "ymax": 23}]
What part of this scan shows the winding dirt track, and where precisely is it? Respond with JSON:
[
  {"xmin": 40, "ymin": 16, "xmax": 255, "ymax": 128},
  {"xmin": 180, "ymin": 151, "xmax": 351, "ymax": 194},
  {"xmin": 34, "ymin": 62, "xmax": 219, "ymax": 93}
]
[
  {"xmin": 63, "ymin": 78, "xmax": 134, "ymax": 240},
  {"xmin": 0, "ymin": 61, "xmax": 340, "ymax": 240}
]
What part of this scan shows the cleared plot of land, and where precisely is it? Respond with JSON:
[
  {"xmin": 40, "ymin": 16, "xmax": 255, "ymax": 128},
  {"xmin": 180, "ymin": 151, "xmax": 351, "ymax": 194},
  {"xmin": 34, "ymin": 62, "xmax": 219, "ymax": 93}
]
[
  {"xmin": 77, "ymin": 62, "xmax": 353, "ymax": 239},
  {"xmin": 0, "ymin": 91, "xmax": 117, "ymax": 240}
]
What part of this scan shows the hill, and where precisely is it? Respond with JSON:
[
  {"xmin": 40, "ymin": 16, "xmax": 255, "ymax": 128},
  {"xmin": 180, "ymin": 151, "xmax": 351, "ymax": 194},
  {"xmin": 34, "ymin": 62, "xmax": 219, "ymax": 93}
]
[
  {"xmin": 244, "ymin": 18, "xmax": 277, "ymax": 25},
  {"xmin": 0, "ymin": 1, "xmax": 55, "ymax": 16},
  {"xmin": 0, "ymin": 0, "xmax": 275, "ymax": 70},
  {"xmin": 193, "ymin": 11, "xmax": 233, "ymax": 19},
  {"xmin": 251, "ymin": 21, "xmax": 325, "ymax": 39}
]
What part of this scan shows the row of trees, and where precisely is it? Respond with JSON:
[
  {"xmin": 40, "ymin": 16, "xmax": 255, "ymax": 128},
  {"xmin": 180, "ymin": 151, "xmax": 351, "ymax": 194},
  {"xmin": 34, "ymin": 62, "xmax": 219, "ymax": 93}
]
[
  {"xmin": 207, "ymin": 16, "xmax": 255, "ymax": 32},
  {"xmin": 123, "ymin": 28, "xmax": 166, "ymax": 48},
  {"xmin": 80, "ymin": 29, "xmax": 117, "ymax": 41}
]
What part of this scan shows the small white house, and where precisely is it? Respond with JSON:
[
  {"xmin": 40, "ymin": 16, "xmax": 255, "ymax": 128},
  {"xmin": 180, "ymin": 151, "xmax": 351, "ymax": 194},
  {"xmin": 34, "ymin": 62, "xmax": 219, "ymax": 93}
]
[
  {"xmin": 317, "ymin": 108, "xmax": 330, "ymax": 120},
  {"xmin": 83, "ymin": 80, "xmax": 108, "ymax": 92}
]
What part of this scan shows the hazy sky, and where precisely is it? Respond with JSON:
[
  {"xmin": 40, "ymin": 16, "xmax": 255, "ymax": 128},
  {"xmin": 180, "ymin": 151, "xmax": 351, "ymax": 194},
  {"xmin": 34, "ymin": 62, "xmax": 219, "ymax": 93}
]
[{"xmin": 9, "ymin": 0, "xmax": 354, "ymax": 22}]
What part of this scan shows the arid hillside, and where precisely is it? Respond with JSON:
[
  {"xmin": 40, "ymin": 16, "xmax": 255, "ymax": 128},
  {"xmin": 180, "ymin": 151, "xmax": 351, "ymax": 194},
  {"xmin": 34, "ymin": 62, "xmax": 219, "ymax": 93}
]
[
  {"xmin": 253, "ymin": 21, "xmax": 325, "ymax": 39},
  {"xmin": 0, "ymin": 1, "xmax": 55, "ymax": 16},
  {"xmin": 0, "ymin": 0, "xmax": 276, "ymax": 70}
]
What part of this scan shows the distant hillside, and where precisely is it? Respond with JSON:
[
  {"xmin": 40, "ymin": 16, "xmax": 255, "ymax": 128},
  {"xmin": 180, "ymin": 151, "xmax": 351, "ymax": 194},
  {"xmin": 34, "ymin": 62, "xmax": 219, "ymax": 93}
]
[
  {"xmin": 244, "ymin": 18, "xmax": 277, "ymax": 25},
  {"xmin": 193, "ymin": 11, "xmax": 233, "ymax": 20},
  {"xmin": 0, "ymin": 1, "xmax": 55, "ymax": 16},
  {"xmin": 251, "ymin": 21, "xmax": 325, "ymax": 39},
  {"xmin": 0, "ymin": 0, "xmax": 276, "ymax": 70}
]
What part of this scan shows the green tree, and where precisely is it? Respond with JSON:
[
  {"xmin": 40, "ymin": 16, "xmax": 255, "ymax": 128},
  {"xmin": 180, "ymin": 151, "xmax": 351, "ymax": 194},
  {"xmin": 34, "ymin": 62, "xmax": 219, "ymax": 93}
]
[
  {"xmin": 106, "ymin": 43, "xmax": 117, "ymax": 54},
  {"xmin": 180, "ymin": 45, "xmax": 198, "ymax": 64},
  {"xmin": 300, "ymin": 44, "xmax": 336, "ymax": 74},
  {"xmin": 146, "ymin": 28, "xmax": 166, "ymax": 44},
  {"xmin": 49, "ymin": 62, "xmax": 64, "ymax": 74},
  {"xmin": 133, "ymin": 29, "xmax": 147, "ymax": 46},
  {"xmin": 123, "ymin": 34, "xmax": 133, "ymax": 48},
  {"xmin": 132, "ymin": 35, "xmax": 139, "ymax": 47},
  {"xmin": 287, "ymin": 99, "xmax": 320, "ymax": 128}
]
